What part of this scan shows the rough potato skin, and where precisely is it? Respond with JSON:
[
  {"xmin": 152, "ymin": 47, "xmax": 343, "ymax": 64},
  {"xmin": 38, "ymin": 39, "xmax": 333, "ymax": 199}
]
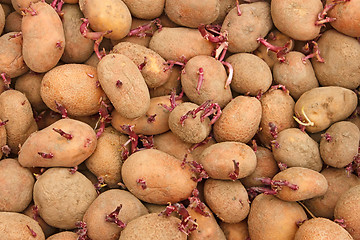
[
  {"xmin": 271, "ymin": 0, "xmax": 322, "ymax": 41},
  {"xmin": 0, "ymin": 158, "xmax": 34, "ymax": 212},
  {"xmin": 122, "ymin": 0, "xmax": 164, "ymax": 19},
  {"xmin": 47, "ymin": 232, "xmax": 78, "ymax": 240},
  {"xmin": 181, "ymin": 55, "xmax": 232, "ymax": 108},
  {"xmin": 273, "ymin": 51, "xmax": 319, "ymax": 100},
  {"xmin": 119, "ymin": 213, "xmax": 187, "ymax": 240},
  {"xmin": 33, "ymin": 168, "xmax": 98, "ymax": 229},
  {"xmin": 294, "ymin": 86, "xmax": 358, "ymax": 133},
  {"xmin": 79, "ymin": 0, "xmax": 131, "ymax": 40},
  {"xmin": 97, "ymin": 53, "xmax": 150, "ymax": 119},
  {"xmin": 320, "ymin": 121, "xmax": 360, "ymax": 168},
  {"xmin": 294, "ymin": 218, "xmax": 353, "ymax": 240},
  {"xmin": 204, "ymin": 179, "xmax": 250, "ymax": 223},
  {"xmin": 83, "ymin": 189, "xmax": 148, "ymax": 240},
  {"xmin": 168, "ymin": 102, "xmax": 212, "ymax": 144},
  {"xmin": 41, "ymin": 64, "xmax": 105, "ymax": 117},
  {"xmin": 248, "ymin": 194, "xmax": 307, "ymax": 240},
  {"xmin": 149, "ymin": 27, "xmax": 215, "ymax": 61},
  {"xmin": 328, "ymin": 0, "xmax": 360, "ymax": 37},
  {"xmin": 0, "ymin": 212, "xmax": 45, "ymax": 240},
  {"xmin": 0, "ymin": 89, "xmax": 38, "ymax": 154},
  {"xmin": 272, "ymin": 167, "xmax": 328, "ymax": 202},
  {"xmin": 199, "ymin": 142, "xmax": 257, "ymax": 180},
  {"xmin": 121, "ymin": 149, "xmax": 197, "ymax": 204},
  {"xmin": 22, "ymin": 1, "xmax": 65, "ymax": 73},
  {"xmin": 304, "ymin": 167, "xmax": 360, "ymax": 219},
  {"xmin": 220, "ymin": 221, "xmax": 250, "ymax": 240},
  {"xmin": 221, "ymin": 2, "xmax": 272, "ymax": 53},
  {"xmin": 112, "ymin": 42, "xmax": 171, "ymax": 88},
  {"xmin": 165, "ymin": 0, "xmax": 220, "ymax": 28},
  {"xmin": 311, "ymin": 30, "xmax": 360, "ymax": 89},
  {"xmin": 214, "ymin": 96, "xmax": 262, "ymax": 143}
]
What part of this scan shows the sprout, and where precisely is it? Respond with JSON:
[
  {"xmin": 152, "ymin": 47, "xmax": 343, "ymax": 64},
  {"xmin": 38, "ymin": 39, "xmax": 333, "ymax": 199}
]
[
  {"xmin": 105, "ymin": 205, "xmax": 126, "ymax": 228},
  {"xmin": 38, "ymin": 152, "xmax": 54, "ymax": 159},
  {"xmin": 196, "ymin": 67, "xmax": 204, "ymax": 94},
  {"xmin": 321, "ymin": 133, "xmax": 332, "ymax": 142},
  {"xmin": 302, "ymin": 41, "xmax": 324, "ymax": 64},
  {"xmin": 236, "ymin": 0, "xmax": 242, "ymax": 16},
  {"xmin": 94, "ymin": 176, "xmax": 107, "ymax": 194},
  {"xmin": 188, "ymin": 189, "xmax": 210, "ymax": 217},
  {"xmin": 54, "ymin": 101, "xmax": 68, "ymax": 118},
  {"xmin": 69, "ymin": 165, "xmax": 78, "ymax": 174},
  {"xmin": 136, "ymin": 178, "xmax": 147, "ymax": 189},
  {"xmin": 293, "ymin": 107, "xmax": 315, "ymax": 128},
  {"xmin": 32, "ymin": 205, "xmax": 39, "ymax": 222},
  {"xmin": 269, "ymin": 122, "xmax": 279, "ymax": 139},
  {"xmin": 75, "ymin": 221, "xmax": 90, "ymax": 240},
  {"xmin": 128, "ymin": 18, "xmax": 162, "ymax": 38},
  {"xmin": 147, "ymin": 114, "xmax": 157, "ymax": 123},
  {"xmin": 229, "ymin": 160, "xmax": 240, "ymax": 181},
  {"xmin": 257, "ymin": 37, "xmax": 291, "ymax": 63},
  {"xmin": 52, "ymin": 128, "xmax": 73, "ymax": 140},
  {"xmin": 189, "ymin": 161, "xmax": 209, "ymax": 182},
  {"xmin": 26, "ymin": 225, "xmax": 37, "ymax": 237}
]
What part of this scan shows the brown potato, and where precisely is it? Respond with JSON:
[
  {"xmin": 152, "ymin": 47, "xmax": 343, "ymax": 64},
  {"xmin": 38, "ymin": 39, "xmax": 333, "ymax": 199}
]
[
  {"xmin": 213, "ymin": 0, "xmax": 237, "ymax": 24},
  {"xmin": 46, "ymin": 232, "xmax": 78, "ymax": 240},
  {"xmin": 221, "ymin": 2, "xmax": 272, "ymax": 53},
  {"xmin": 83, "ymin": 189, "xmax": 148, "ymax": 240},
  {"xmin": 0, "ymin": 4, "xmax": 5, "ymax": 34},
  {"xmin": 4, "ymin": 11, "xmax": 22, "ymax": 33},
  {"xmin": 33, "ymin": 168, "xmax": 98, "ymax": 229},
  {"xmin": 214, "ymin": 96, "xmax": 262, "ymax": 143},
  {"xmin": 328, "ymin": 0, "xmax": 360, "ymax": 37},
  {"xmin": 11, "ymin": 0, "xmax": 41, "ymax": 13},
  {"xmin": 0, "ymin": 117, "xmax": 6, "ymax": 158},
  {"xmin": 122, "ymin": 0, "xmax": 164, "ymax": 19},
  {"xmin": 97, "ymin": 53, "xmax": 150, "ymax": 119},
  {"xmin": 23, "ymin": 204, "xmax": 57, "ymax": 238},
  {"xmin": 41, "ymin": 64, "xmax": 105, "ymax": 117},
  {"xmin": 22, "ymin": 1, "xmax": 65, "ymax": 72},
  {"xmin": 121, "ymin": 149, "xmax": 197, "ymax": 204},
  {"xmin": 149, "ymin": 66, "xmax": 181, "ymax": 98},
  {"xmin": 220, "ymin": 221, "xmax": 250, "ymax": 240}
]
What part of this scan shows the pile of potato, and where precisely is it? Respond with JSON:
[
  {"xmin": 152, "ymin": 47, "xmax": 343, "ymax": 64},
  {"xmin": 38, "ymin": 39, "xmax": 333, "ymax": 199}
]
[{"xmin": 0, "ymin": 0, "xmax": 360, "ymax": 239}]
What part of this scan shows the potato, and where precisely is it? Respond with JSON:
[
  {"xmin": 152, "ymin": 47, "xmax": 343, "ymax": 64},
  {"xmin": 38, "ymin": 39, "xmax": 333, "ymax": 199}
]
[
  {"xmin": 112, "ymin": 42, "xmax": 171, "ymax": 88},
  {"xmin": 61, "ymin": 4, "xmax": 94, "ymax": 63},
  {"xmin": 97, "ymin": 53, "xmax": 150, "ymax": 119},
  {"xmin": 4, "ymin": 11, "xmax": 22, "ymax": 33},
  {"xmin": 248, "ymin": 194, "xmax": 307, "ymax": 240},
  {"xmin": 328, "ymin": 0, "xmax": 360, "ymax": 37},
  {"xmin": 41, "ymin": 64, "xmax": 105, "ymax": 117},
  {"xmin": 83, "ymin": 189, "xmax": 148, "ymax": 240},
  {"xmin": 0, "ymin": 158, "xmax": 34, "ymax": 212},
  {"xmin": 119, "ymin": 213, "xmax": 186, "ymax": 240},
  {"xmin": 199, "ymin": 142, "xmax": 256, "ymax": 180},
  {"xmin": 121, "ymin": 149, "xmax": 197, "ymax": 204},
  {"xmin": 47, "ymin": 232, "xmax": 78, "ymax": 240},
  {"xmin": 0, "ymin": 212, "xmax": 45, "ymax": 240},
  {"xmin": 271, "ymin": 0, "xmax": 322, "ymax": 41},
  {"xmin": 187, "ymin": 205, "xmax": 226, "ymax": 240},
  {"xmin": 122, "ymin": 0, "xmax": 164, "ymax": 19},
  {"xmin": 84, "ymin": 52, "xmax": 99, "ymax": 67},
  {"xmin": 33, "ymin": 168, "xmax": 98, "ymax": 229},
  {"xmin": 11, "ymin": 0, "xmax": 40, "ymax": 13},
  {"xmin": 181, "ymin": 55, "xmax": 232, "ymax": 108},
  {"xmin": 0, "ymin": 89, "xmax": 38, "ymax": 154},
  {"xmin": 334, "ymin": 185, "xmax": 360, "ymax": 239},
  {"xmin": 294, "ymin": 218, "xmax": 353, "ymax": 240},
  {"xmin": 0, "ymin": 117, "xmax": 6, "ymax": 158},
  {"xmin": 241, "ymin": 146, "xmax": 279, "ymax": 188},
  {"xmin": 165, "ymin": 0, "xmax": 219, "ymax": 28},
  {"xmin": 204, "ymin": 179, "xmax": 250, "ymax": 223},
  {"xmin": 320, "ymin": 121, "xmax": 360, "ymax": 168},
  {"xmin": 85, "ymin": 127, "xmax": 129, "ymax": 188},
  {"xmin": 15, "ymin": 71, "xmax": 47, "ymax": 112},
  {"xmin": 79, "ymin": 0, "xmax": 131, "ymax": 40},
  {"xmin": 168, "ymin": 102, "xmax": 212, "ymax": 144},
  {"xmin": 272, "ymin": 167, "xmax": 328, "ymax": 202},
  {"xmin": 273, "ymin": 51, "xmax": 319, "ymax": 100},
  {"xmin": 213, "ymin": 96, "xmax": 262, "ymax": 143},
  {"xmin": 221, "ymin": 2, "xmax": 272, "ymax": 53},
  {"xmin": 0, "ymin": 4, "xmax": 5, "ymax": 34},
  {"xmin": 220, "ymin": 221, "xmax": 250, "ymax": 240},
  {"xmin": 149, "ymin": 66, "xmax": 181, "ymax": 98},
  {"xmin": 149, "ymin": 27, "xmax": 215, "ymax": 61},
  {"xmin": 311, "ymin": 30, "xmax": 360, "ymax": 89},
  {"xmin": 35, "ymin": 109, "xmax": 62, "ymax": 130},
  {"xmin": 213, "ymin": 0, "xmax": 237, "ymax": 24},
  {"xmin": 304, "ymin": 167, "xmax": 360, "ymax": 219},
  {"xmin": 23, "ymin": 204, "xmax": 57, "ymax": 238},
  {"xmin": 22, "ymin": 1, "xmax": 65, "ymax": 73},
  {"xmin": 272, "ymin": 128, "xmax": 322, "ymax": 171},
  {"xmin": 226, "ymin": 53, "xmax": 272, "ymax": 96},
  {"xmin": 294, "ymin": 86, "xmax": 358, "ymax": 133}
]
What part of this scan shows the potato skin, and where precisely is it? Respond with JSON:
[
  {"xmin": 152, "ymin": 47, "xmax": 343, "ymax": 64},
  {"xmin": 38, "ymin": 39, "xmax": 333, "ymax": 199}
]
[
  {"xmin": 199, "ymin": 142, "xmax": 257, "ymax": 180},
  {"xmin": 33, "ymin": 168, "xmax": 98, "ymax": 229},
  {"xmin": 165, "ymin": 0, "xmax": 220, "ymax": 28},
  {"xmin": 97, "ymin": 53, "xmax": 150, "ymax": 119},
  {"xmin": 22, "ymin": 1, "xmax": 65, "ymax": 73},
  {"xmin": 220, "ymin": 221, "xmax": 250, "ymax": 240},
  {"xmin": 47, "ymin": 232, "xmax": 78, "ymax": 240},
  {"xmin": 271, "ymin": 0, "xmax": 322, "ymax": 41},
  {"xmin": 11, "ymin": 0, "xmax": 41, "ymax": 13},
  {"xmin": 0, "ymin": 117, "xmax": 6, "ymax": 158},
  {"xmin": 0, "ymin": 158, "xmax": 34, "ymax": 212},
  {"xmin": 23, "ymin": 204, "xmax": 57, "ymax": 238},
  {"xmin": 0, "ymin": 212, "xmax": 45, "ymax": 240},
  {"xmin": 41, "ymin": 64, "xmax": 105, "ymax": 117},
  {"xmin": 19, "ymin": 118, "xmax": 97, "ymax": 168},
  {"xmin": 294, "ymin": 218, "xmax": 353, "ymax": 240},
  {"xmin": 122, "ymin": 0, "xmax": 164, "ymax": 19},
  {"xmin": 221, "ymin": 2, "xmax": 272, "ymax": 53},
  {"xmin": 294, "ymin": 86, "xmax": 358, "ymax": 133},
  {"xmin": 119, "ymin": 213, "xmax": 187, "ymax": 240},
  {"xmin": 149, "ymin": 27, "xmax": 215, "ymax": 61},
  {"xmin": 79, "ymin": 0, "xmax": 131, "ymax": 40},
  {"xmin": 121, "ymin": 149, "xmax": 197, "ymax": 204},
  {"xmin": 181, "ymin": 55, "xmax": 232, "ymax": 108},
  {"xmin": 214, "ymin": 96, "xmax": 262, "ymax": 143},
  {"xmin": 5, "ymin": 11, "xmax": 22, "ymax": 33},
  {"xmin": 83, "ymin": 189, "xmax": 148, "ymax": 240},
  {"xmin": 328, "ymin": 0, "xmax": 360, "ymax": 37}
]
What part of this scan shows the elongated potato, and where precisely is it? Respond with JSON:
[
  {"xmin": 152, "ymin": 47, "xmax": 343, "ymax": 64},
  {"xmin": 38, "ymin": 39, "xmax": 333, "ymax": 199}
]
[
  {"xmin": 18, "ymin": 118, "xmax": 97, "ymax": 168},
  {"xmin": 97, "ymin": 53, "xmax": 150, "ymax": 119},
  {"xmin": 121, "ymin": 149, "xmax": 197, "ymax": 204},
  {"xmin": 22, "ymin": 1, "xmax": 65, "ymax": 72}
]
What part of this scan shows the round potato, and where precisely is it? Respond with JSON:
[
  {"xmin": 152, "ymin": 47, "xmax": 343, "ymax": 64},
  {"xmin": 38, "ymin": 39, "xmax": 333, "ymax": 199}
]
[
  {"xmin": 4, "ymin": 11, "xmax": 22, "ymax": 33},
  {"xmin": 23, "ymin": 204, "xmax": 57, "ymax": 238},
  {"xmin": 328, "ymin": 0, "xmax": 360, "ymax": 37},
  {"xmin": 220, "ymin": 221, "xmax": 250, "ymax": 240},
  {"xmin": 122, "ymin": 0, "xmax": 164, "ymax": 19},
  {"xmin": 47, "ymin": 232, "xmax": 78, "ymax": 240}
]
